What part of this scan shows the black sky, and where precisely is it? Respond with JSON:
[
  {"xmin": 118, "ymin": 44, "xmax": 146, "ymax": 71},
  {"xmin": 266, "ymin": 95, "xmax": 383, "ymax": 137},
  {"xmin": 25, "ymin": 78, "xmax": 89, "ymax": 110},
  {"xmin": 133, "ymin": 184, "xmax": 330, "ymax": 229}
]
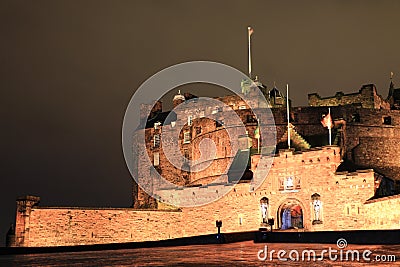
[{"xmin": 1, "ymin": 0, "xmax": 400, "ymax": 245}]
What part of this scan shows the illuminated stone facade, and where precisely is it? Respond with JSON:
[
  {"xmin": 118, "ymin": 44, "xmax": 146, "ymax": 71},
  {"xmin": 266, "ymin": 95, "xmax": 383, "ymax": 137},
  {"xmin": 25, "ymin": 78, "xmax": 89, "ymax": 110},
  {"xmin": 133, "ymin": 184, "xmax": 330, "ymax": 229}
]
[{"xmin": 7, "ymin": 82, "xmax": 400, "ymax": 247}]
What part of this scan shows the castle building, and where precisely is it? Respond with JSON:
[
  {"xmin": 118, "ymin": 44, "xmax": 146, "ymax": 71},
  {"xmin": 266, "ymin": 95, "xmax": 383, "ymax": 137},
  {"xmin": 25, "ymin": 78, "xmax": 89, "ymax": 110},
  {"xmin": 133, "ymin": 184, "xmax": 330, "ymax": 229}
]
[{"xmin": 6, "ymin": 74, "xmax": 400, "ymax": 247}]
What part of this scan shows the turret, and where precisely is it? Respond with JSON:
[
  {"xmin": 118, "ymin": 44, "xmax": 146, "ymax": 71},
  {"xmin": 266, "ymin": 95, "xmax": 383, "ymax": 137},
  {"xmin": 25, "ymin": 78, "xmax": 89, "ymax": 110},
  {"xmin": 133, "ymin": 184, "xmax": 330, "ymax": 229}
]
[
  {"xmin": 173, "ymin": 90, "xmax": 185, "ymax": 108},
  {"xmin": 268, "ymin": 83, "xmax": 285, "ymax": 107},
  {"xmin": 14, "ymin": 195, "xmax": 40, "ymax": 247}
]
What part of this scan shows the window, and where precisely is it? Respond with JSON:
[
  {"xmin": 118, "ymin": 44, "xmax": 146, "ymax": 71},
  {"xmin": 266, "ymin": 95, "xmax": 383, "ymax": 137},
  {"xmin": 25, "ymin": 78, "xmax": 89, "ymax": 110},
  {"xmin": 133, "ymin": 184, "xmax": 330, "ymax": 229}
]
[
  {"xmin": 183, "ymin": 132, "xmax": 191, "ymax": 144},
  {"xmin": 296, "ymin": 177, "xmax": 301, "ymax": 189},
  {"xmin": 196, "ymin": 127, "xmax": 202, "ymax": 135},
  {"xmin": 279, "ymin": 178, "xmax": 284, "ymax": 190},
  {"xmin": 153, "ymin": 134, "xmax": 160, "ymax": 148},
  {"xmin": 183, "ymin": 149, "xmax": 190, "ymax": 159},
  {"xmin": 239, "ymin": 105, "xmax": 246, "ymax": 110},
  {"xmin": 153, "ymin": 152, "xmax": 160, "ymax": 166},
  {"xmin": 383, "ymin": 116, "xmax": 392, "ymax": 125},
  {"xmin": 246, "ymin": 115, "xmax": 257, "ymax": 123},
  {"xmin": 292, "ymin": 113, "xmax": 298, "ymax": 123},
  {"xmin": 188, "ymin": 116, "xmax": 193, "ymax": 126}
]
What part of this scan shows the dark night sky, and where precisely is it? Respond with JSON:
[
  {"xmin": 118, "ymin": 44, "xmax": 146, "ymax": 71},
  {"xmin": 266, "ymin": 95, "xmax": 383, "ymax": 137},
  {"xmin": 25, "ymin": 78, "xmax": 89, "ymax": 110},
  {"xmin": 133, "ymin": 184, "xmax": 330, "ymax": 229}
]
[{"xmin": 1, "ymin": 0, "xmax": 400, "ymax": 245}]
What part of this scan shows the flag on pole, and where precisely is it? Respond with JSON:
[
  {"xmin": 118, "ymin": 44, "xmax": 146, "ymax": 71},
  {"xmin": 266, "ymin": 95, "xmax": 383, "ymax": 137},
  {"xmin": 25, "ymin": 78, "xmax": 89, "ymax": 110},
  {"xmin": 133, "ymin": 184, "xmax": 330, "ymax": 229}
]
[
  {"xmin": 248, "ymin": 26, "xmax": 254, "ymax": 36},
  {"xmin": 321, "ymin": 112, "xmax": 333, "ymax": 129},
  {"xmin": 321, "ymin": 109, "xmax": 333, "ymax": 145}
]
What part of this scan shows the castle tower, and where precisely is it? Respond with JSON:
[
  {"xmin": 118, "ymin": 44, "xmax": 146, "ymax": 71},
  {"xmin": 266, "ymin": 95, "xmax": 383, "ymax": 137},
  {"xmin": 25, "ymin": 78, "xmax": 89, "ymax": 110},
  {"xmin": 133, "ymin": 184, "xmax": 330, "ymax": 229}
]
[
  {"xmin": 268, "ymin": 83, "xmax": 285, "ymax": 107},
  {"xmin": 173, "ymin": 90, "xmax": 185, "ymax": 108},
  {"xmin": 13, "ymin": 196, "xmax": 40, "ymax": 247}
]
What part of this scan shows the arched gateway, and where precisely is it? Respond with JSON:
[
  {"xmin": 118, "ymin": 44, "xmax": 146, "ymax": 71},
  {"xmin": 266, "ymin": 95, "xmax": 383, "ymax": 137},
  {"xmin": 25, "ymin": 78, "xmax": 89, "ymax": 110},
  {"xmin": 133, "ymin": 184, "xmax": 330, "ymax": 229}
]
[{"xmin": 277, "ymin": 199, "xmax": 305, "ymax": 230}]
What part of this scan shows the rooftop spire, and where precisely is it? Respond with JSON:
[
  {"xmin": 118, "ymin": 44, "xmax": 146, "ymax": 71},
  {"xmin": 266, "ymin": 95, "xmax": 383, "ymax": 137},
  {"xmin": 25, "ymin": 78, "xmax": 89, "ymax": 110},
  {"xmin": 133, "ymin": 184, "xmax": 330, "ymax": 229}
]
[{"xmin": 388, "ymin": 71, "xmax": 395, "ymax": 99}]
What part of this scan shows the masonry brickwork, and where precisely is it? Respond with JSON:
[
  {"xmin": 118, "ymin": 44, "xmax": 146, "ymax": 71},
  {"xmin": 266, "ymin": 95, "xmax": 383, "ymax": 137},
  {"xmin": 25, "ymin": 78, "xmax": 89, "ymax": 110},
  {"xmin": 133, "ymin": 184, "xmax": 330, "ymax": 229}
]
[
  {"xmin": 8, "ymin": 82, "xmax": 400, "ymax": 247},
  {"xmin": 308, "ymin": 84, "xmax": 390, "ymax": 109},
  {"xmin": 11, "ymin": 147, "xmax": 400, "ymax": 247}
]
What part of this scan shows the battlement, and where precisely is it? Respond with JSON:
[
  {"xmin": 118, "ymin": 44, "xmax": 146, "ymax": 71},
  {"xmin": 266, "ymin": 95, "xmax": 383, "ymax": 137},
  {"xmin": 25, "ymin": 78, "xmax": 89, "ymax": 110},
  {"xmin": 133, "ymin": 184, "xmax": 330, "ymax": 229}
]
[{"xmin": 308, "ymin": 84, "xmax": 390, "ymax": 110}]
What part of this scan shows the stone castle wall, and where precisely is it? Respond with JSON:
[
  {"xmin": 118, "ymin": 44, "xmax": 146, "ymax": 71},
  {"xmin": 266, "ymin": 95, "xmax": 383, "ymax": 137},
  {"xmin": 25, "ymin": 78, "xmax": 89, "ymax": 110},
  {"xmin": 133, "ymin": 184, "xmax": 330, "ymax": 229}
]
[
  {"xmin": 363, "ymin": 194, "xmax": 400, "ymax": 229},
  {"xmin": 19, "ymin": 207, "xmax": 183, "ymax": 247},
  {"xmin": 11, "ymin": 85, "xmax": 400, "ymax": 247},
  {"xmin": 353, "ymin": 137, "xmax": 400, "ymax": 179},
  {"xmin": 308, "ymin": 84, "xmax": 390, "ymax": 109},
  {"xmin": 12, "ymin": 147, "xmax": 400, "ymax": 247},
  {"xmin": 134, "ymin": 95, "xmax": 400, "ymax": 208}
]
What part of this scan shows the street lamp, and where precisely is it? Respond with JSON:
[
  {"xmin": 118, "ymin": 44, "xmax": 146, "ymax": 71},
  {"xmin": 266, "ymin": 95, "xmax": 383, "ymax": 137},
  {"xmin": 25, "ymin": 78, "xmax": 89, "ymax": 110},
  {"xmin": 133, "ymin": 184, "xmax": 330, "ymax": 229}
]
[
  {"xmin": 268, "ymin": 218, "xmax": 275, "ymax": 232},
  {"xmin": 216, "ymin": 220, "xmax": 223, "ymax": 243}
]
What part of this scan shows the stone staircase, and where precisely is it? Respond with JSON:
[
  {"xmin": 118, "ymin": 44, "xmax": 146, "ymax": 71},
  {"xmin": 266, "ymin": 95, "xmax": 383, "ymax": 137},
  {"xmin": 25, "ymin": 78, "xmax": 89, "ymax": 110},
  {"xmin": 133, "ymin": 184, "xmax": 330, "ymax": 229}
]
[{"xmin": 279, "ymin": 124, "xmax": 311, "ymax": 150}]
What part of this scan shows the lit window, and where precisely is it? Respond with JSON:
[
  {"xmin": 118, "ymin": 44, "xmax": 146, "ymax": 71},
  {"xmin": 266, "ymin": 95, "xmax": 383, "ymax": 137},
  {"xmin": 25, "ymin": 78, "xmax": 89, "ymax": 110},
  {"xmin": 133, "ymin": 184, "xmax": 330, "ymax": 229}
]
[
  {"xmin": 183, "ymin": 132, "xmax": 191, "ymax": 144},
  {"xmin": 239, "ymin": 105, "xmax": 246, "ymax": 110},
  {"xmin": 154, "ymin": 152, "xmax": 160, "ymax": 166},
  {"xmin": 153, "ymin": 134, "xmax": 160, "ymax": 148}
]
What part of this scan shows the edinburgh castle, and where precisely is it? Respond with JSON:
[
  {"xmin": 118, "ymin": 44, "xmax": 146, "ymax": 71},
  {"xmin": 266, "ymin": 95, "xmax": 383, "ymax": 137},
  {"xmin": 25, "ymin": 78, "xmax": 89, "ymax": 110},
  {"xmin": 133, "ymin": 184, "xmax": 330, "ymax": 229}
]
[{"xmin": 6, "ymin": 76, "xmax": 400, "ymax": 247}]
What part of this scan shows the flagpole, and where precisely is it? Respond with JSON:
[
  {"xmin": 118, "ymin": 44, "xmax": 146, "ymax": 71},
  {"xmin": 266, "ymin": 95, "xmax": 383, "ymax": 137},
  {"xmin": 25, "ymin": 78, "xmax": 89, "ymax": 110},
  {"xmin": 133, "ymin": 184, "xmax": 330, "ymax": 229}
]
[
  {"xmin": 287, "ymin": 84, "xmax": 291, "ymax": 149},
  {"xmin": 248, "ymin": 26, "xmax": 252, "ymax": 79},
  {"xmin": 257, "ymin": 119, "xmax": 260, "ymax": 153},
  {"xmin": 328, "ymin": 107, "xmax": 332, "ymax": 145}
]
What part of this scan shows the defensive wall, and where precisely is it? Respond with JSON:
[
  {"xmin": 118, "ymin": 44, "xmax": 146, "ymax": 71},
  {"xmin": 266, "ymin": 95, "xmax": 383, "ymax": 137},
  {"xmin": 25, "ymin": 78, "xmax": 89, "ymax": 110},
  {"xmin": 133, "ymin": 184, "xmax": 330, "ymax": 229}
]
[
  {"xmin": 11, "ymin": 147, "xmax": 400, "ymax": 247},
  {"xmin": 308, "ymin": 84, "xmax": 390, "ymax": 109}
]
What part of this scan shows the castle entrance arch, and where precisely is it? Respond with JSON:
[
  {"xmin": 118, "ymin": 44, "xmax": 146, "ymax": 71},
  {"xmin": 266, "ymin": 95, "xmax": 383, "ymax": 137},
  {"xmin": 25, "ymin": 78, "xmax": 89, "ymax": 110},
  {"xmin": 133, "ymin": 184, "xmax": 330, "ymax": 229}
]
[{"xmin": 277, "ymin": 199, "xmax": 304, "ymax": 230}]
